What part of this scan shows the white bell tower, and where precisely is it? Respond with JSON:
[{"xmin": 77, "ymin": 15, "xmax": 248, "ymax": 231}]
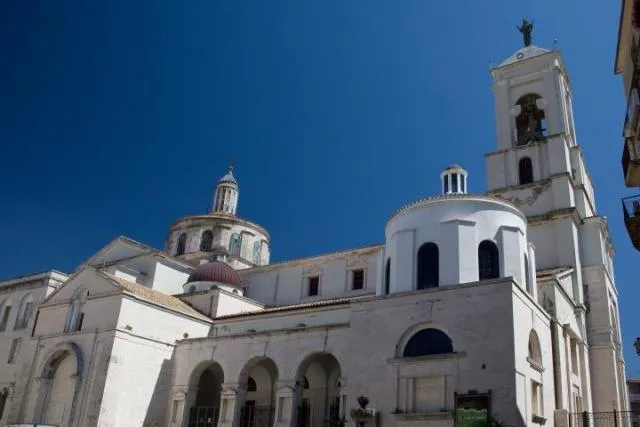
[{"xmin": 485, "ymin": 26, "xmax": 626, "ymax": 415}]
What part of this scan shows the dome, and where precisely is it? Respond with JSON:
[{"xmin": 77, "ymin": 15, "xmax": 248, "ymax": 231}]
[
  {"xmin": 218, "ymin": 166, "xmax": 238, "ymax": 186},
  {"xmin": 187, "ymin": 261, "xmax": 242, "ymax": 286}
]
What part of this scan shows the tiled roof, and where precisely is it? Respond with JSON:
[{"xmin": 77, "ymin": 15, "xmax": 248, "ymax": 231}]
[
  {"xmin": 536, "ymin": 266, "xmax": 573, "ymax": 280},
  {"xmin": 100, "ymin": 272, "xmax": 212, "ymax": 322},
  {"xmin": 214, "ymin": 294, "xmax": 375, "ymax": 320},
  {"xmin": 218, "ymin": 167, "xmax": 238, "ymax": 185}
]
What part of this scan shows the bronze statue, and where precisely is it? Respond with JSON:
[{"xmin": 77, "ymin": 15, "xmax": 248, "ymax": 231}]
[{"xmin": 517, "ymin": 19, "xmax": 534, "ymax": 47}]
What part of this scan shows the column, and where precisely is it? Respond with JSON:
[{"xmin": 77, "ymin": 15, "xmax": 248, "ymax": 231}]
[
  {"xmin": 273, "ymin": 380, "xmax": 296, "ymax": 427},
  {"xmin": 218, "ymin": 383, "xmax": 244, "ymax": 427}
]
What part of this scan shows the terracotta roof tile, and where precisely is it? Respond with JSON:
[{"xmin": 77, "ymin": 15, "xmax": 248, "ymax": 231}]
[
  {"xmin": 536, "ymin": 266, "xmax": 573, "ymax": 280},
  {"xmin": 100, "ymin": 272, "xmax": 212, "ymax": 322}
]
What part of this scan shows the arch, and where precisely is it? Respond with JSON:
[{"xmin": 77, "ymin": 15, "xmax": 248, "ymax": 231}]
[
  {"xmin": 187, "ymin": 361, "xmax": 225, "ymax": 426},
  {"xmin": 528, "ymin": 330, "xmax": 542, "ymax": 365},
  {"xmin": 229, "ymin": 233, "xmax": 242, "ymax": 256},
  {"xmin": 478, "ymin": 240, "xmax": 500, "ymax": 280},
  {"xmin": 15, "ymin": 293, "xmax": 35, "ymax": 330},
  {"xmin": 176, "ymin": 233, "xmax": 187, "ymax": 256},
  {"xmin": 402, "ymin": 328, "xmax": 454, "ymax": 357},
  {"xmin": 252, "ymin": 241, "xmax": 262, "ymax": 264},
  {"xmin": 36, "ymin": 342, "xmax": 84, "ymax": 426},
  {"xmin": 515, "ymin": 93, "xmax": 547, "ymax": 145},
  {"xmin": 417, "ymin": 242, "xmax": 439, "ymax": 289},
  {"xmin": 237, "ymin": 357, "xmax": 279, "ymax": 427},
  {"xmin": 524, "ymin": 253, "xmax": 532, "ymax": 293},
  {"xmin": 519, "ymin": 157, "xmax": 534, "ymax": 185},
  {"xmin": 200, "ymin": 230, "xmax": 213, "ymax": 252},
  {"xmin": 294, "ymin": 352, "xmax": 343, "ymax": 427},
  {"xmin": 384, "ymin": 258, "xmax": 391, "ymax": 295}
]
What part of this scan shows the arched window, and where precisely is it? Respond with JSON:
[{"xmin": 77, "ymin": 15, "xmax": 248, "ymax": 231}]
[
  {"xmin": 519, "ymin": 157, "xmax": 534, "ymax": 185},
  {"xmin": 528, "ymin": 330, "xmax": 542, "ymax": 365},
  {"xmin": 417, "ymin": 242, "xmax": 439, "ymax": 289},
  {"xmin": 200, "ymin": 230, "xmax": 213, "ymax": 252},
  {"xmin": 252, "ymin": 241, "xmax": 262, "ymax": 264},
  {"xmin": 176, "ymin": 233, "xmax": 187, "ymax": 256},
  {"xmin": 478, "ymin": 240, "xmax": 500, "ymax": 280},
  {"xmin": 229, "ymin": 233, "xmax": 242, "ymax": 256},
  {"xmin": 15, "ymin": 294, "xmax": 34, "ymax": 330},
  {"xmin": 403, "ymin": 328, "xmax": 454, "ymax": 357},
  {"xmin": 384, "ymin": 259, "xmax": 391, "ymax": 295},
  {"xmin": 524, "ymin": 253, "xmax": 532, "ymax": 293},
  {"xmin": 516, "ymin": 94, "xmax": 547, "ymax": 146},
  {"xmin": 64, "ymin": 289, "xmax": 88, "ymax": 332},
  {"xmin": 247, "ymin": 376, "xmax": 257, "ymax": 392}
]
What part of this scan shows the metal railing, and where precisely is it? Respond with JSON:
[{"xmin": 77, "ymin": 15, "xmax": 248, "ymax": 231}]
[
  {"xmin": 188, "ymin": 406, "xmax": 219, "ymax": 427},
  {"xmin": 570, "ymin": 410, "xmax": 640, "ymax": 427}
]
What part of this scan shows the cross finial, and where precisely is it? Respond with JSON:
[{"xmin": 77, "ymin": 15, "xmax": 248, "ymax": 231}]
[{"xmin": 516, "ymin": 19, "xmax": 534, "ymax": 47}]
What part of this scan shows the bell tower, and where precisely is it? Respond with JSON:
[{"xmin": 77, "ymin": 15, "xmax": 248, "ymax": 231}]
[{"xmin": 485, "ymin": 23, "xmax": 627, "ymax": 415}]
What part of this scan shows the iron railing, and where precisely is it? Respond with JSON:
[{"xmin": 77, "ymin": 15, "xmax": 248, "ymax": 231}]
[
  {"xmin": 240, "ymin": 405, "xmax": 274, "ymax": 427},
  {"xmin": 570, "ymin": 410, "xmax": 640, "ymax": 427},
  {"xmin": 188, "ymin": 406, "xmax": 219, "ymax": 427}
]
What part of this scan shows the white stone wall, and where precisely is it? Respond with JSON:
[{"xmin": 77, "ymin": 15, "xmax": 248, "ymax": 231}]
[
  {"xmin": 170, "ymin": 279, "xmax": 550, "ymax": 427},
  {"xmin": 151, "ymin": 260, "xmax": 190, "ymax": 294},
  {"xmin": 385, "ymin": 196, "xmax": 529, "ymax": 291},
  {"xmin": 239, "ymin": 247, "xmax": 380, "ymax": 306}
]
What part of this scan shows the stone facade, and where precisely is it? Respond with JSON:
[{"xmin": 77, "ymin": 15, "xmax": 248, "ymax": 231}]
[{"xmin": 0, "ymin": 39, "xmax": 629, "ymax": 427}]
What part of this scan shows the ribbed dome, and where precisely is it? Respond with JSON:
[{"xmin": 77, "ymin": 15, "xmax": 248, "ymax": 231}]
[
  {"xmin": 218, "ymin": 166, "xmax": 238, "ymax": 186},
  {"xmin": 187, "ymin": 261, "xmax": 242, "ymax": 286}
]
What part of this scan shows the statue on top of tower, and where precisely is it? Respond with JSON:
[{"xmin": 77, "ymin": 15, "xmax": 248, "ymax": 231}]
[{"xmin": 517, "ymin": 19, "xmax": 534, "ymax": 47}]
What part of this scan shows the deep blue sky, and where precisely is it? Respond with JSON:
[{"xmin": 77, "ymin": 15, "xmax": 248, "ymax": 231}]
[{"xmin": 1, "ymin": 1, "xmax": 637, "ymax": 373}]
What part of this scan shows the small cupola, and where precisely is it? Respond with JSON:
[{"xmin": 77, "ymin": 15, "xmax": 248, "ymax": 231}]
[
  {"xmin": 212, "ymin": 166, "xmax": 239, "ymax": 214},
  {"xmin": 440, "ymin": 165, "xmax": 468, "ymax": 195}
]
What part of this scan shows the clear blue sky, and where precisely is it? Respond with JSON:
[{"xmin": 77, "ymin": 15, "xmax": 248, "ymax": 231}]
[{"xmin": 1, "ymin": 1, "xmax": 636, "ymax": 373}]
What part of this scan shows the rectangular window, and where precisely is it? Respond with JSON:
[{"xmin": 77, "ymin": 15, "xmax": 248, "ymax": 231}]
[
  {"xmin": 352, "ymin": 269, "xmax": 365, "ymax": 290},
  {"xmin": 76, "ymin": 313, "xmax": 85, "ymax": 332},
  {"xmin": 570, "ymin": 339, "xmax": 579, "ymax": 375},
  {"xmin": 444, "ymin": 176, "xmax": 449, "ymax": 193},
  {"xmin": 308, "ymin": 276, "xmax": 319, "ymax": 296},
  {"xmin": 452, "ymin": 174, "xmax": 458, "ymax": 192},
  {"xmin": 0, "ymin": 306, "xmax": 11, "ymax": 332},
  {"xmin": 171, "ymin": 400, "xmax": 181, "ymax": 422},
  {"xmin": 7, "ymin": 338, "xmax": 21, "ymax": 364},
  {"xmin": 531, "ymin": 381, "xmax": 543, "ymax": 416}
]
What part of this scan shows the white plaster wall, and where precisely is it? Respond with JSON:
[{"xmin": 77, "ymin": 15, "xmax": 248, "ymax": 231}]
[
  {"xmin": 511, "ymin": 288, "xmax": 554, "ymax": 425},
  {"xmin": 211, "ymin": 305, "xmax": 352, "ymax": 337},
  {"xmin": 240, "ymin": 249, "xmax": 380, "ymax": 306},
  {"xmin": 385, "ymin": 196, "xmax": 529, "ymax": 291},
  {"xmin": 152, "ymin": 261, "xmax": 190, "ymax": 294},
  {"xmin": 116, "ymin": 298, "xmax": 210, "ymax": 343},
  {"xmin": 216, "ymin": 292, "xmax": 265, "ymax": 317},
  {"xmin": 98, "ymin": 332, "xmax": 176, "ymax": 427}
]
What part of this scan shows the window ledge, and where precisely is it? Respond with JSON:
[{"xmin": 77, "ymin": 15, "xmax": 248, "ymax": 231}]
[
  {"xmin": 527, "ymin": 357, "xmax": 545, "ymax": 372},
  {"xmin": 388, "ymin": 352, "xmax": 466, "ymax": 364},
  {"xmin": 392, "ymin": 411, "xmax": 453, "ymax": 421}
]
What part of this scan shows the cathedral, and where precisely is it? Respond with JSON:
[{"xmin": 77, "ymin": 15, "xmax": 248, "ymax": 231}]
[{"xmin": 0, "ymin": 36, "xmax": 628, "ymax": 427}]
